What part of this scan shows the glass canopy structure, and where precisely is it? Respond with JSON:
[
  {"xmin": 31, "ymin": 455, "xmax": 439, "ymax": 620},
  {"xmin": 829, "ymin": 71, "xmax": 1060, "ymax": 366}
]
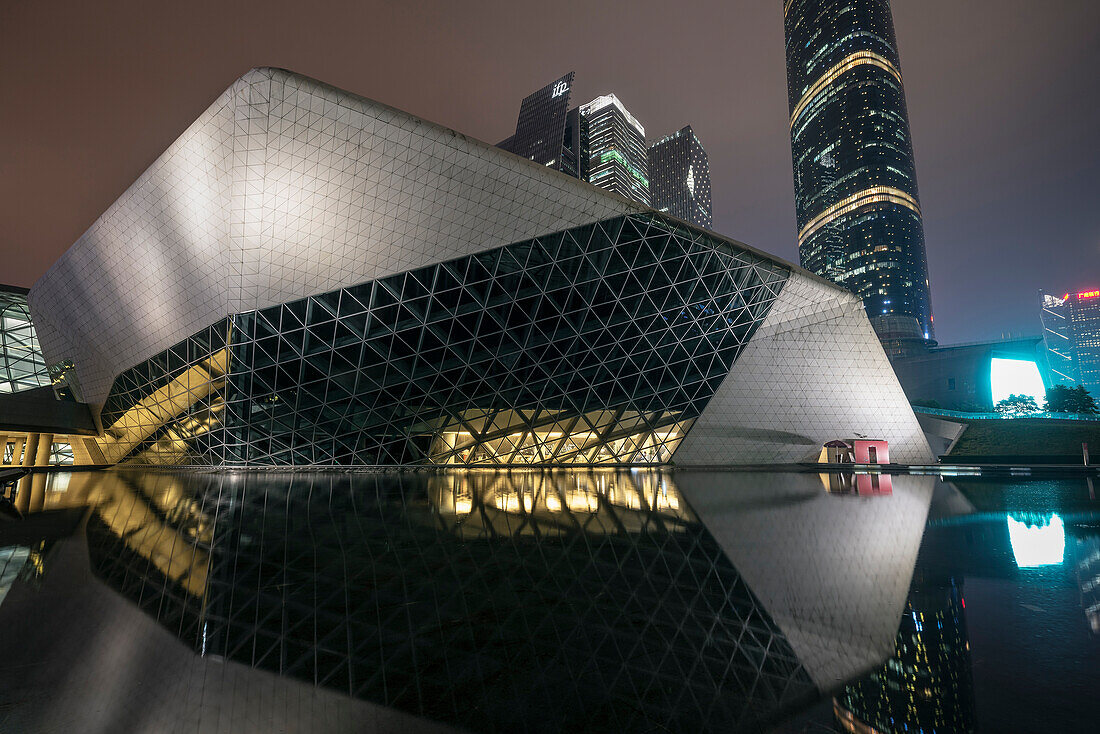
[
  {"xmin": 0, "ymin": 285, "xmax": 51, "ymax": 394},
  {"xmin": 97, "ymin": 214, "xmax": 787, "ymax": 466}
]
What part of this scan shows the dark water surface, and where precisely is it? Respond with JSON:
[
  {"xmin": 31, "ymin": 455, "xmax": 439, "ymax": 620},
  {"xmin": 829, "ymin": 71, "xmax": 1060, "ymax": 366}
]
[{"xmin": 0, "ymin": 469, "xmax": 1096, "ymax": 733}]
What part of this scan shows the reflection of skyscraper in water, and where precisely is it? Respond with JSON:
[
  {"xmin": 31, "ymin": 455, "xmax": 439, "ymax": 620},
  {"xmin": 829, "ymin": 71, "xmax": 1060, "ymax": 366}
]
[
  {"xmin": 1074, "ymin": 529, "xmax": 1100, "ymax": 636},
  {"xmin": 834, "ymin": 576, "xmax": 975, "ymax": 734}
]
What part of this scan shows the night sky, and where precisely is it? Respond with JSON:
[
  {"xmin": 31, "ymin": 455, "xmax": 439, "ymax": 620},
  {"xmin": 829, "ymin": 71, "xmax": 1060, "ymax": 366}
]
[{"xmin": 2, "ymin": 0, "xmax": 1097, "ymax": 345}]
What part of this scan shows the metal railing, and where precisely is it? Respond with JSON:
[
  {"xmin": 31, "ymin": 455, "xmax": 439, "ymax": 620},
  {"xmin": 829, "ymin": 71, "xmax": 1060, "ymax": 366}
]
[{"xmin": 912, "ymin": 405, "xmax": 1100, "ymax": 422}]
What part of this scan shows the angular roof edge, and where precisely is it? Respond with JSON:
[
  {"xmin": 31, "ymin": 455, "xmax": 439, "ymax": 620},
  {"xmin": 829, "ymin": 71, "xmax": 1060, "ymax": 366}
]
[
  {"xmin": 245, "ymin": 67, "xmax": 853, "ymax": 300},
  {"xmin": 35, "ymin": 65, "xmax": 851, "ymax": 303}
]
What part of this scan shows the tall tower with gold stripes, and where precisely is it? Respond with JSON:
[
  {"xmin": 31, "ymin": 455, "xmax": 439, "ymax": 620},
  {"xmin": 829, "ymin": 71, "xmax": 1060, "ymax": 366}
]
[{"xmin": 784, "ymin": 0, "xmax": 934, "ymax": 340}]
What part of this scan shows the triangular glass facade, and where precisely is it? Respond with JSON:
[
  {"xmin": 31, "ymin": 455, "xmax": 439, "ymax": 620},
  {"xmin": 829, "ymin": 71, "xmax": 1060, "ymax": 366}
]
[
  {"xmin": 0, "ymin": 287, "xmax": 51, "ymax": 394},
  {"xmin": 98, "ymin": 213, "xmax": 788, "ymax": 466}
]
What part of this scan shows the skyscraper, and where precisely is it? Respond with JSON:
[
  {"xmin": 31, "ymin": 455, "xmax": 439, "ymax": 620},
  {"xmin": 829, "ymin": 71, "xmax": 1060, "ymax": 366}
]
[
  {"xmin": 499, "ymin": 78, "xmax": 652, "ymax": 208},
  {"xmin": 1040, "ymin": 288, "xmax": 1100, "ymax": 395},
  {"xmin": 783, "ymin": 0, "xmax": 934, "ymax": 340},
  {"xmin": 579, "ymin": 93, "xmax": 650, "ymax": 206},
  {"xmin": 648, "ymin": 126, "xmax": 713, "ymax": 229},
  {"xmin": 498, "ymin": 72, "xmax": 578, "ymax": 175}
]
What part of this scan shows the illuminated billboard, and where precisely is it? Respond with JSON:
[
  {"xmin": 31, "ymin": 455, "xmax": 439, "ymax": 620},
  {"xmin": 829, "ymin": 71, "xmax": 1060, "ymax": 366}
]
[{"xmin": 990, "ymin": 357, "xmax": 1047, "ymax": 406}]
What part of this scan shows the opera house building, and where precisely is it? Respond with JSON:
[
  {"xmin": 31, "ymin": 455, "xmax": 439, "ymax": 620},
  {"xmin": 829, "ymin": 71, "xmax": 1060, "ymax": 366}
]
[{"xmin": 18, "ymin": 68, "xmax": 931, "ymax": 468}]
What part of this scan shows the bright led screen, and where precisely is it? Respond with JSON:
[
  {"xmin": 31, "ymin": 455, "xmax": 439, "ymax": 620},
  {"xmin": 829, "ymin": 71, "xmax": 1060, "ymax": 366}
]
[{"xmin": 990, "ymin": 357, "xmax": 1047, "ymax": 406}]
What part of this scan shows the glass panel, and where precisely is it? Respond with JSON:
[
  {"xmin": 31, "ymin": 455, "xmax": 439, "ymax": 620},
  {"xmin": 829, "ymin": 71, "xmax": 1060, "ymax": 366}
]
[{"xmin": 96, "ymin": 214, "xmax": 788, "ymax": 466}]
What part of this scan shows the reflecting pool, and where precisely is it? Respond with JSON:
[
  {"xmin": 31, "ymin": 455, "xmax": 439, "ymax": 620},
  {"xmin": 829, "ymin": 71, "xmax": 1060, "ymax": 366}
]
[{"xmin": 0, "ymin": 469, "xmax": 1097, "ymax": 733}]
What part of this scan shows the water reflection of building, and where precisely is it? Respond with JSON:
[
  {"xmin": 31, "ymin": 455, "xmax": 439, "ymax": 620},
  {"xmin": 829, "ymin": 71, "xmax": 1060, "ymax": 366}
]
[
  {"xmin": 35, "ymin": 470, "xmax": 823, "ymax": 731},
  {"xmin": 922, "ymin": 498, "xmax": 1100, "ymax": 635},
  {"xmin": 0, "ymin": 546, "xmax": 31, "ymax": 606},
  {"xmin": 1007, "ymin": 513, "xmax": 1066, "ymax": 568},
  {"xmin": 835, "ymin": 577, "xmax": 975, "ymax": 734},
  {"xmin": 1074, "ymin": 532, "xmax": 1100, "ymax": 635},
  {"xmin": 1, "ymin": 469, "xmax": 943, "ymax": 732},
  {"xmin": 1, "ymin": 470, "xmax": 211, "ymax": 599},
  {"xmin": 429, "ymin": 470, "xmax": 690, "ymax": 538},
  {"xmin": 818, "ymin": 471, "xmax": 893, "ymax": 496}
]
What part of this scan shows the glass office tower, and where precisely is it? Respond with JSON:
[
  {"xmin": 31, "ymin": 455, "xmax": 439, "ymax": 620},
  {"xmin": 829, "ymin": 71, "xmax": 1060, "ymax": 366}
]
[
  {"xmin": 648, "ymin": 125, "xmax": 713, "ymax": 229},
  {"xmin": 498, "ymin": 72, "xmax": 578, "ymax": 176},
  {"xmin": 499, "ymin": 79, "xmax": 651, "ymax": 208},
  {"xmin": 1040, "ymin": 289, "xmax": 1100, "ymax": 395},
  {"xmin": 580, "ymin": 94, "xmax": 650, "ymax": 207},
  {"xmin": 783, "ymin": 0, "xmax": 934, "ymax": 340}
]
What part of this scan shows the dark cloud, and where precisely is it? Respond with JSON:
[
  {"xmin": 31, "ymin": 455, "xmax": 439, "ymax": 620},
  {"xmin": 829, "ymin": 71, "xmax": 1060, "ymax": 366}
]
[{"xmin": 1, "ymin": 0, "xmax": 1096, "ymax": 344}]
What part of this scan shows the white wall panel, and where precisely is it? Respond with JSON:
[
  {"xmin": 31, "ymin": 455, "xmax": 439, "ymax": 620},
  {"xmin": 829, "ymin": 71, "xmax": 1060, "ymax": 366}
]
[{"xmin": 677, "ymin": 272, "xmax": 933, "ymax": 465}]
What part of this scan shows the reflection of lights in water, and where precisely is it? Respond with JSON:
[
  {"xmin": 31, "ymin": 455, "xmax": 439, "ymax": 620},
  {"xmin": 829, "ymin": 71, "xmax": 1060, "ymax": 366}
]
[
  {"xmin": 432, "ymin": 472, "xmax": 691, "ymax": 526},
  {"xmin": 494, "ymin": 494, "xmax": 528, "ymax": 512},
  {"xmin": 1007, "ymin": 514, "xmax": 1065, "ymax": 567},
  {"xmin": 656, "ymin": 488, "xmax": 679, "ymax": 510},
  {"xmin": 609, "ymin": 488, "xmax": 641, "ymax": 509},
  {"xmin": 564, "ymin": 490, "xmax": 599, "ymax": 512},
  {"xmin": 46, "ymin": 473, "xmax": 71, "ymax": 492}
]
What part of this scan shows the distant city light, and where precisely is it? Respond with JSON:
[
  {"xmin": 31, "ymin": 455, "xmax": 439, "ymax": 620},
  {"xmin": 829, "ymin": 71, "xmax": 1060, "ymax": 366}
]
[
  {"xmin": 990, "ymin": 357, "xmax": 1047, "ymax": 406},
  {"xmin": 1007, "ymin": 514, "xmax": 1065, "ymax": 567}
]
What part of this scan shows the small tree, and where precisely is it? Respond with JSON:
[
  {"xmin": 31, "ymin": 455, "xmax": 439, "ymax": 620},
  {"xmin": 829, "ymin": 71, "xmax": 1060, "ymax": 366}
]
[
  {"xmin": 994, "ymin": 394, "xmax": 1040, "ymax": 416},
  {"xmin": 1044, "ymin": 384, "xmax": 1099, "ymax": 415}
]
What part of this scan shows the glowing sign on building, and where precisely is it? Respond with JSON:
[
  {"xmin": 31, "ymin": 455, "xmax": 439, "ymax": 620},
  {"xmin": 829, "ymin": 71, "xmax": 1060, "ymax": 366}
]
[
  {"xmin": 990, "ymin": 357, "xmax": 1047, "ymax": 406},
  {"xmin": 551, "ymin": 80, "xmax": 569, "ymax": 98},
  {"xmin": 1077, "ymin": 290, "xmax": 1099, "ymax": 299},
  {"xmin": 1007, "ymin": 514, "xmax": 1065, "ymax": 567}
]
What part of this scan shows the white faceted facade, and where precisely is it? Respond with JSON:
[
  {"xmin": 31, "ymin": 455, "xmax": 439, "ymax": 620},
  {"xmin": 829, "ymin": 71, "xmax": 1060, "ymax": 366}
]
[
  {"xmin": 29, "ymin": 67, "xmax": 642, "ymax": 410},
  {"xmin": 28, "ymin": 67, "xmax": 930, "ymax": 467},
  {"xmin": 677, "ymin": 274, "xmax": 933, "ymax": 464}
]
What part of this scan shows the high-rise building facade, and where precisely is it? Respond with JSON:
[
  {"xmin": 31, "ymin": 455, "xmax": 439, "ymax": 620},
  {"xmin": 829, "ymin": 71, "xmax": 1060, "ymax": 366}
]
[
  {"xmin": 647, "ymin": 126, "xmax": 713, "ymax": 229},
  {"xmin": 498, "ymin": 72, "xmax": 579, "ymax": 176},
  {"xmin": 499, "ymin": 78, "xmax": 652, "ymax": 208},
  {"xmin": 1040, "ymin": 289, "xmax": 1100, "ymax": 394},
  {"xmin": 579, "ymin": 94, "xmax": 650, "ymax": 206},
  {"xmin": 783, "ymin": 0, "xmax": 934, "ymax": 340}
]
